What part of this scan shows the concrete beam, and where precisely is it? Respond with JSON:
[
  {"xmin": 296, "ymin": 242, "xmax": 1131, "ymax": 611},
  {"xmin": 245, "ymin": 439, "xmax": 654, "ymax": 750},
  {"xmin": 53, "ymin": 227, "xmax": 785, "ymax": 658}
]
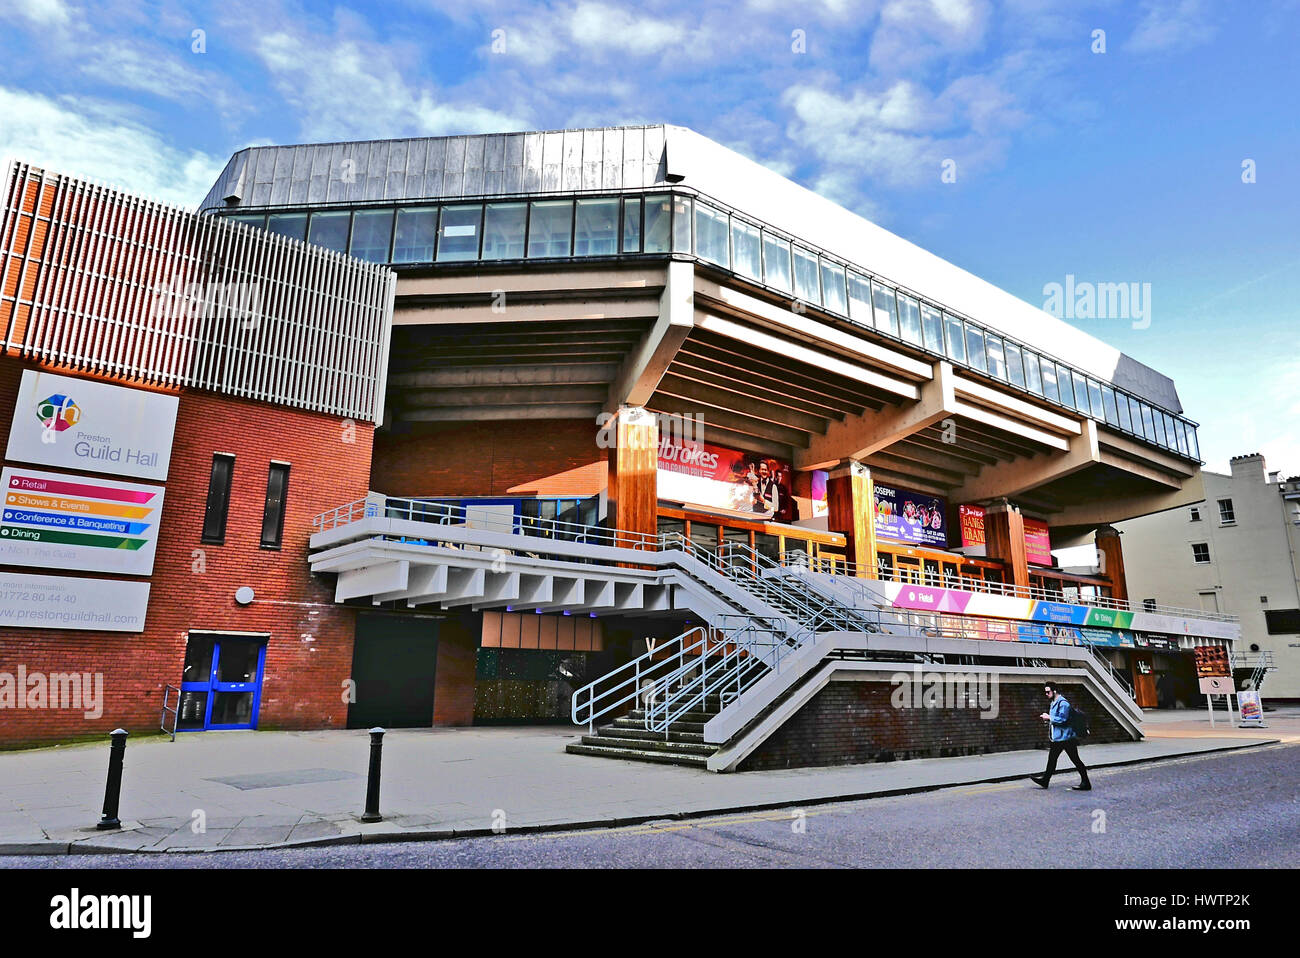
[
  {"xmin": 338, "ymin": 560, "xmax": 409, "ymax": 602},
  {"xmin": 950, "ymin": 400, "xmax": 1070, "ymax": 451},
  {"xmin": 395, "ymin": 299, "xmax": 657, "ymax": 326},
  {"xmin": 606, "ymin": 259, "xmax": 695, "ymax": 412},
  {"xmin": 696, "ymin": 313, "xmax": 919, "ymax": 402},
  {"xmin": 952, "ymin": 419, "xmax": 1101, "ymax": 502},
  {"xmin": 1098, "ymin": 429, "xmax": 1198, "ymax": 479},
  {"xmin": 388, "ymin": 364, "xmax": 618, "ymax": 388},
  {"xmin": 1049, "ymin": 472, "xmax": 1206, "ymax": 529},
  {"xmin": 1097, "ymin": 449, "xmax": 1184, "ymax": 490},
  {"xmin": 398, "ymin": 404, "xmax": 601, "ymax": 421},
  {"xmin": 694, "ymin": 280, "xmax": 933, "ymax": 380},
  {"xmin": 797, "ymin": 360, "xmax": 955, "ymax": 471},
  {"xmin": 952, "ymin": 374, "xmax": 1082, "ymax": 435}
]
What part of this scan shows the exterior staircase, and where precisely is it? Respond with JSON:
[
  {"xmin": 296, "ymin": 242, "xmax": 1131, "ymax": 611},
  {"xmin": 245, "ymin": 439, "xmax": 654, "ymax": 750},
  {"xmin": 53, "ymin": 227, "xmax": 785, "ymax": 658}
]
[
  {"xmin": 567, "ymin": 658, "xmax": 769, "ymax": 767},
  {"xmin": 567, "ymin": 703, "xmax": 720, "ymax": 768}
]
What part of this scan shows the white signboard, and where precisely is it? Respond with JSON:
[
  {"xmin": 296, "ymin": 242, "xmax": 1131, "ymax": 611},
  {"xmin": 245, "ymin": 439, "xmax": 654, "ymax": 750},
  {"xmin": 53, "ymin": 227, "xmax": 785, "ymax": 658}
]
[
  {"xmin": 1199, "ymin": 675, "xmax": 1233, "ymax": 694},
  {"xmin": 0, "ymin": 467, "xmax": 164, "ymax": 575},
  {"xmin": 0, "ymin": 571, "xmax": 149, "ymax": 632},
  {"xmin": 6, "ymin": 370, "xmax": 178, "ymax": 481}
]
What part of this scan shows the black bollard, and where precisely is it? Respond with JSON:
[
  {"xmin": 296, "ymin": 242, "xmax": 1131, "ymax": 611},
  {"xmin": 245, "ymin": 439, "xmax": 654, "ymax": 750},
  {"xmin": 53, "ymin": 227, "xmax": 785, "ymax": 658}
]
[
  {"xmin": 360, "ymin": 727, "xmax": 385, "ymax": 822},
  {"xmin": 96, "ymin": 729, "xmax": 128, "ymax": 830}
]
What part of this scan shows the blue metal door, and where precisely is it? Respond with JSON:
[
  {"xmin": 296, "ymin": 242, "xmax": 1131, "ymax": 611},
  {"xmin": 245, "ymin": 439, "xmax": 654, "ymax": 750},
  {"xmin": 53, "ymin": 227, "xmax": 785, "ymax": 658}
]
[{"xmin": 178, "ymin": 633, "xmax": 267, "ymax": 731}]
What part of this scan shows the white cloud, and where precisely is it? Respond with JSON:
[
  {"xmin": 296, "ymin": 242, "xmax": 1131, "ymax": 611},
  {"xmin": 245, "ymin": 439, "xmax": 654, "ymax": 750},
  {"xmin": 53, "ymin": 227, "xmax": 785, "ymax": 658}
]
[
  {"xmin": 2, "ymin": 0, "xmax": 70, "ymax": 26},
  {"xmin": 79, "ymin": 45, "xmax": 241, "ymax": 118},
  {"xmin": 1194, "ymin": 355, "xmax": 1300, "ymax": 477},
  {"xmin": 1125, "ymin": 0, "xmax": 1217, "ymax": 54},
  {"xmin": 254, "ymin": 30, "xmax": 529, "ymax": 141},
  {"xmin": 569, "ymin": 2, "xmax": 687, "ymax": 54},
  {"xmin": 782, "ymin": 72, "xmax": 1022, "ymax": 188},
  {"xmin": 870, "ymin": 0, "xmax": 992, "ymax": 72},
  {"xmin": 0, "ymin": 86, "xmax": 225, "ymax": 208}
]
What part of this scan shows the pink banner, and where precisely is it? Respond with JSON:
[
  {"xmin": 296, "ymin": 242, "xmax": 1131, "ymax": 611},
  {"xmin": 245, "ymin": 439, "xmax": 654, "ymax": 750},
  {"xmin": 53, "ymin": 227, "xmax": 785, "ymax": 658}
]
[
  {"xmin": 5, "ymin": 473, "xmax": 157, "ymax": 504},
  {"xmin": 891, "ymin": 585, "xmax": 973, "ymax": 614},
  {"xmin": 1023, "ymin": 517, "xmax": 1052, "ymax": 566}
]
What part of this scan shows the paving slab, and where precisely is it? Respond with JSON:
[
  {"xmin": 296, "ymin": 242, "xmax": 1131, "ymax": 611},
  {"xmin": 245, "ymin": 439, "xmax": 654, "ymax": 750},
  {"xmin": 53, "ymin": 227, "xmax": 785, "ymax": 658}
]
[{"xmin": 0, "ymin": 715, "xmax": 1289, "ymax": 856}]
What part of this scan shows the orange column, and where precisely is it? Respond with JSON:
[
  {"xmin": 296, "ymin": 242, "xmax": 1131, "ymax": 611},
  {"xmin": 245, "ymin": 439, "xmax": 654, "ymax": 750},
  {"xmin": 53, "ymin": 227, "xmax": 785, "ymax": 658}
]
[
  {"xmin": 1095, "ymin": 525, "xmax": 1128, "ymax": 601},
  {"xmin": 606, "ymin": 405, "xmax": 659, "ymax": 550},
  {"xmin": 826, "ymin": 460, "xmax": 876, "ymax": 576},
  {"xmin": 984, "ymin": 501, "xmax": 1030, "ymax": 592}
]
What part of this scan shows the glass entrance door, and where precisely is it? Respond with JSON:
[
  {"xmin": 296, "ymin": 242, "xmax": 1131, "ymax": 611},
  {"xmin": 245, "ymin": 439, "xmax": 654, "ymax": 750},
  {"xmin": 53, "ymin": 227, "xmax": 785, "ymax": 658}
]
[{"xmin": 177, "ymin": 633, "xmax": 267, "ymax": 731}]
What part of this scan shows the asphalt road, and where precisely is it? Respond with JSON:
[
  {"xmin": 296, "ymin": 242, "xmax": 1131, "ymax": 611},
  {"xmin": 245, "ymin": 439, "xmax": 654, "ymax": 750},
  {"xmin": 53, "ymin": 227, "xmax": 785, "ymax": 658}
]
[{"xmin": 5, "ymin": 743, "xmax": 1297, "ymax": 868}]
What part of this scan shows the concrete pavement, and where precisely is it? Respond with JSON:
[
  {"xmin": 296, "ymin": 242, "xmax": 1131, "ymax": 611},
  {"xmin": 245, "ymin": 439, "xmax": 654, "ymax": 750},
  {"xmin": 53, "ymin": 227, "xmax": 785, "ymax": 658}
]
[{"xmin": 0, "ymin": 711, "xmax": 1287, "ymax": 856}]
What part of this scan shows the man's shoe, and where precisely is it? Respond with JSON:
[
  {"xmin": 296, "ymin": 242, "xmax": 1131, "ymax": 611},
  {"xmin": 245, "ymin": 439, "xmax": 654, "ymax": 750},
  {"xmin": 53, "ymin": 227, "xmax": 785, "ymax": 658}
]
[
  {"xmin": 1030, "ymin": 775, "xmax": 1048, "ymax": 789},
  {"xmin": 1070, "ymin": 784, "xmax": 1092, "ymax": 791}
]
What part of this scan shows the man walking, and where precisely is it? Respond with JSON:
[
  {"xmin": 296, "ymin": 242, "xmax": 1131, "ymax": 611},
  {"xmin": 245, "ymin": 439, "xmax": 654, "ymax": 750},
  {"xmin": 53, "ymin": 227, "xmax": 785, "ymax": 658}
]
[{"xmin": 1030, "ymin": 682, "xmax": 1092, "ymax": 790}]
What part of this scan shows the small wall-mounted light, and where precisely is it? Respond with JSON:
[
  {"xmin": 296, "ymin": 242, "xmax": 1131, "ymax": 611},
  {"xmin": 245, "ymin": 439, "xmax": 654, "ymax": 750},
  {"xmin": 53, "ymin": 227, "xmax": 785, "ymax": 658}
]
[{"xmin": 235, "ymin": 586, "xmax": 255, "ymax": 606}]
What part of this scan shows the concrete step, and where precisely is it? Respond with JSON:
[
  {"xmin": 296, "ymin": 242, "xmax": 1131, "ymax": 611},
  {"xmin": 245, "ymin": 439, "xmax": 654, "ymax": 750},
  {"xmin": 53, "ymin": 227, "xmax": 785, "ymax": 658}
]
[
  {"xmin": 610, "ymin": 717, "xmax": 706, "ymax": 734},
  {"xmin": 580, "ymin": 734, "xmax": 715, "ymax": 757},
  {"xmin": 595, "ymin": 725, "xmax": 707, "ymax": 745},
  {"xmin": 627, "ymin": 708, "xmax": 717, "ymax": 724},
  {"xmin": 565, "ymin": 742, "xmax": 709, "ymax": 769}
]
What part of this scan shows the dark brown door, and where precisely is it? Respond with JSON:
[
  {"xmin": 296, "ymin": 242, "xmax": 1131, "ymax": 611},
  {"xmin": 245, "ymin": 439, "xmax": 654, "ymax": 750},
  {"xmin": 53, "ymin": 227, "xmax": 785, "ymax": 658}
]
[{"xmin": 1131, "ymin": 650, "xmax": 1158, "ymax": 708}]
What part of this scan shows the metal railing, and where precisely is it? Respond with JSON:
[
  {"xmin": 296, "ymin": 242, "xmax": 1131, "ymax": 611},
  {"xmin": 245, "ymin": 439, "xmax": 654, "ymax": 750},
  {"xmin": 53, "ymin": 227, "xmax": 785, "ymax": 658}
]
[
  {"xmin": 572, "ymin": 626, "xmax": 712, "ymax": 732},
  {"xmin": 314, "ymin": 495, "xmax": 659, "ymax": 550},
  {"xmin": 643, "ymin": 614, "xmax": 791, "ymax": 735},
  {"xmin": 313, "ymin": 498, "xmax": 1233, "ymax": 626},
  {"xmin": 161, "ymin": 685, "xmax": 180, "ymax": 742},
  {"xmin": 1231, "ymin": 650, "xmax": 1276, "ymax": 691},
  {"xmin": 786, "ymin": 552, "xmax": 1239, "ymax": 624},
  {"xmin": 317, "ymin": 494, "xmax": 1160, "ymax": 727}
]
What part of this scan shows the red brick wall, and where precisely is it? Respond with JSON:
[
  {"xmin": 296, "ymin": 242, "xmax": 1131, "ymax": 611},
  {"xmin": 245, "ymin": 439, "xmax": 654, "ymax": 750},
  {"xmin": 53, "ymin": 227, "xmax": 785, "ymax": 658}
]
[
  {"xmin": 432, "ymin": 616, "xmax": 478, "ymax": 725},
  {"xmin": 739, "ymin": 678, "xmax": 1129, "ymax": 771},
  {"xmin": 0, "ymin": 358, "xmax": 374, "ymax": 746},
  {"xmin": 371, "ymin": 420, "xmax": 605, "ymax": 498}
]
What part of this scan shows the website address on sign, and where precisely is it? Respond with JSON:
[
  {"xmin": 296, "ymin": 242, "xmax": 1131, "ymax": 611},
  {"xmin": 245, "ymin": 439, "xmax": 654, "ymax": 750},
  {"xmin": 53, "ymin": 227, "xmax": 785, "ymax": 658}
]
[
  {"xmin": 0, "ymin": 606, "xmax": 143, "ymax": 626},
  {"xmin": 1114, "ymin": 918, "xmax": 1251, "ymax": 932}
]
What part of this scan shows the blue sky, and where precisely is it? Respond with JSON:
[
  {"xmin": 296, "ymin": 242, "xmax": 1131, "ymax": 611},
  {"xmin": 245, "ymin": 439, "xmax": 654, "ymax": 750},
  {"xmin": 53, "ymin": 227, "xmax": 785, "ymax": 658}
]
[{"xmin": 2, "ymin": 0, "xmax": 1297, "ymax": 476}]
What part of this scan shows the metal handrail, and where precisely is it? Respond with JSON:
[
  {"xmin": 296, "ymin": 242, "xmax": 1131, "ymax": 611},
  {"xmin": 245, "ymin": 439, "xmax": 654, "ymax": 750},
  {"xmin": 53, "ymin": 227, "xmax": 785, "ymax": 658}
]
[
  {"xmin": 571, "ymin": 626, "xmax": 712, "ymax": 732},
  {"xmin": 161, "ymin": 685, "xmax": 180, "ymax": 742},
  {"xmin": 315, "ymin": 496, "xmax": 1235, "ymax": 626},
  {"xmin": 1231, "ymin": 650, "xmax": 1276, "ymax": 692},
  {"xmin": 315, "ymin": 495, "xmax": 660, "ymax": 550},
  {"xmin": 785, "ymin": 551, "xmax": 1240, "ymax": 624}
]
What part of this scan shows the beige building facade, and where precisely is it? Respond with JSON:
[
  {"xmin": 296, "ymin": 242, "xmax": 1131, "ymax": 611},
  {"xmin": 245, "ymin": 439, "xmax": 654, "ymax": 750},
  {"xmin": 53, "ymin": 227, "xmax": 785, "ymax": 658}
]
[{"xmin": 1119, "ymin": 454, "xmax": 1300, "ymax": 701}]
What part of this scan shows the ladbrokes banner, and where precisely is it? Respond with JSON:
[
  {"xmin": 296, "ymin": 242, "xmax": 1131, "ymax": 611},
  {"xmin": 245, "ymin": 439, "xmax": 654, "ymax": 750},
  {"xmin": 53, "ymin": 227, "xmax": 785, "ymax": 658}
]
[{"xmin": 657, "ymin": 437, "xmax": 793, "ymax": 519}]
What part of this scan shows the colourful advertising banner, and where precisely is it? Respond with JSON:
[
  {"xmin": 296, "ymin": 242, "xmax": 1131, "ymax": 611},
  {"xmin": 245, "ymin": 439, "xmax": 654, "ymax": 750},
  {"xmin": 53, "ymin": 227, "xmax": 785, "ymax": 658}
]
[
  {"xmin": 810, "ymin": 470, "xmax": 828, "ymax": 518},
  {"xmin": 958, "ymin": 504, "xmax": 986, "ymax": 554},
  {"xmin": 1237, "ymin": 690, "xmax": 1264, "ymax": 726},
  {"xmin": 5, "ymin": 370, "xmax": 178, "ymax": 481},
  {"xmin": 876, "ymin": 581, "xmax": 1236, "ymax": 645},
  {"xmin": 956, "ymin": 504, "xmax": 1051, "ymax": 564},
  {"xmin": 875, "ymin": 484, "xmax": 947, "ymax": 547},
  {"xmin": 0, "ymin": 467, "xmax": 164, "ymax": 575},
  {"xmin": 1031, "ymin": 600, "xmax": 1090, "ymax": 625},
  {"xmin": 657, "ymin": 437, "xmax": 794, "ymax": 520},
  {"xmin": 1023, "ymin": 517, "xmax": 1052, "ymax": 566}
]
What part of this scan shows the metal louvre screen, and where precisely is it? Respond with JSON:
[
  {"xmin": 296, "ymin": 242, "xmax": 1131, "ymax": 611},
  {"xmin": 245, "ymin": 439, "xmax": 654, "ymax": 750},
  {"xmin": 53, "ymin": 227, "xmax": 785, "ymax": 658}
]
[{"xmin": 0, "ymin": 161, "xmax": 394, "ymax": 423}]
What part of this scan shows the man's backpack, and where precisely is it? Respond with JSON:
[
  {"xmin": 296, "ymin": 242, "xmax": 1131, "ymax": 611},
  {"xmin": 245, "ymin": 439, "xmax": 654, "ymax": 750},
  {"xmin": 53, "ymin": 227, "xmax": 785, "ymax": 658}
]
[{"xmin": 1069, "ymin": 703, "xmax": 1090, "ymax": 739}]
